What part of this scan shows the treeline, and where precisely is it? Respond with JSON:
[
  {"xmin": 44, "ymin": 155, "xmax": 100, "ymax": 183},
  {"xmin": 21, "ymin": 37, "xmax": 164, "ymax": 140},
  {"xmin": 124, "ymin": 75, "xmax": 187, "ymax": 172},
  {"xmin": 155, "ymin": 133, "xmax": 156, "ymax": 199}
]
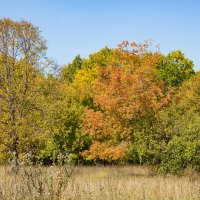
[{"xmin": 0, "ymin": 19, "xmax": 199, "ymax": 174}]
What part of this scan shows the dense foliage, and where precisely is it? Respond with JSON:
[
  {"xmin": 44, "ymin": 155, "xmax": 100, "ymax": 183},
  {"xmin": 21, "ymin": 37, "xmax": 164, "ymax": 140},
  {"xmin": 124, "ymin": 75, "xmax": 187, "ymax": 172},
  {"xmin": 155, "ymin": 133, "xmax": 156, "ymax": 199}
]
[{"xmin": 0, "ymin": 19, "xmax": 199, "ymax": 174}]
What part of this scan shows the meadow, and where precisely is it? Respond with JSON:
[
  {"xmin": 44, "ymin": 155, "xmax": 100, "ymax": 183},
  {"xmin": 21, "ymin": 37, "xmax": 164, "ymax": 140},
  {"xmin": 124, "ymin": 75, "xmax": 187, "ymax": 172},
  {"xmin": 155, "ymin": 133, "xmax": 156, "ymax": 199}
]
[
  {"xmin": 0, "ymin": 165, "xmax": 199, "ymax": 200},
  {"xmin": 0, "ymin": 4, "xmax": 200, "ymax": 200}
]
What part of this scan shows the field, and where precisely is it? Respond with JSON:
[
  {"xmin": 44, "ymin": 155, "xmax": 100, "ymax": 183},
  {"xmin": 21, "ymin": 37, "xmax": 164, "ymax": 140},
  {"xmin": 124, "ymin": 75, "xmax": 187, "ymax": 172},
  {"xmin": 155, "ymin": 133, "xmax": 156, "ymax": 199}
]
[{"xmin": 0, "ymin": 165, "xmax": 199, "ymax": 200}]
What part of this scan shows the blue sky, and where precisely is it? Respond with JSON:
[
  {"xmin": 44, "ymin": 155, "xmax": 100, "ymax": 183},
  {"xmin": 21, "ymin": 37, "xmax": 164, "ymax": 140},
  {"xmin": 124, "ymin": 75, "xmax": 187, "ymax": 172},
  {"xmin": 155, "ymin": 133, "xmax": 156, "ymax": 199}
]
[{"xmin": 0, "ymin": 0, "xmax": 200, "ymax": 70}]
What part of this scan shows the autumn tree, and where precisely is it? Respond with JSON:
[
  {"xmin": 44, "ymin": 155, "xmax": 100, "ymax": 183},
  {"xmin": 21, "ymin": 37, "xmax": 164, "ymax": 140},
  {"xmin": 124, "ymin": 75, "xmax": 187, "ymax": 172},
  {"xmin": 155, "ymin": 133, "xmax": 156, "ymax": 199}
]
[
  {"xmin": 0, "ymin": 18, "xmax": 46, "ymax": 172},
  {"xmin": 65, "ymin": 48, "xmax": 120, "ymax": 110},
  {"xmin": 82, "ymin": 42, "xmax": 171, "ymax": 163}
]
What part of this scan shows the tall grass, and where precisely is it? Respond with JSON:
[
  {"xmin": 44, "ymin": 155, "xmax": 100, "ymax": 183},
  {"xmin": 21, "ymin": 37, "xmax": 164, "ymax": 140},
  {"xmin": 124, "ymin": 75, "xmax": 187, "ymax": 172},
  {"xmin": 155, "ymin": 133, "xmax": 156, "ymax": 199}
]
[
  {"xmin": 0, "ymin": 165, "xmax": 199, "ymax": 200},
  {"xmin": 0, "ymin": 165, "xmax": 72, "ymax": 200}
]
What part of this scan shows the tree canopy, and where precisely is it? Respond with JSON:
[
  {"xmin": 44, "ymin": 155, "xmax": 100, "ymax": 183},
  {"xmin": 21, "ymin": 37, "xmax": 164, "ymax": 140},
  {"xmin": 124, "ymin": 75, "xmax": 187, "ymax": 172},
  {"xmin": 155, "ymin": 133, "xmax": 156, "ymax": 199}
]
[{"xmin": 0, "ymin": 19, "xmax": 199, "ymax": 174}]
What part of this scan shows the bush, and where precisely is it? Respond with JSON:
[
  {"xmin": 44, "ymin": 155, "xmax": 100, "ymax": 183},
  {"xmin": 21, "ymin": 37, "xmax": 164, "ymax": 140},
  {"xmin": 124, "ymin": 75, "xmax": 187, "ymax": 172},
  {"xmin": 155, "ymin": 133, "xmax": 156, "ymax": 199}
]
[{"xmin": 159, "ymin": 136, "xmax": 200, "ymax": 175}]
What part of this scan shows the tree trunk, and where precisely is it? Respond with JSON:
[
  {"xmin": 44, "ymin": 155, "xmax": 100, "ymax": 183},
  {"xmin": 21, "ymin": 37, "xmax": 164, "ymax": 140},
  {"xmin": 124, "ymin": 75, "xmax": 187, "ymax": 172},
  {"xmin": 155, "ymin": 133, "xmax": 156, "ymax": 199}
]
[{"xmin": 10, "ymin": 98, "xmax": 19, "ymax": 173}]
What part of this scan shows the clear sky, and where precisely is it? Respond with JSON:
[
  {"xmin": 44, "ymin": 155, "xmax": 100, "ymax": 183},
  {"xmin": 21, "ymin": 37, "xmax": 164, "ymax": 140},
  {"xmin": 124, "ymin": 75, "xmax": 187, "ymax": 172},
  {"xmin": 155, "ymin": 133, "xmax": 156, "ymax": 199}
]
[{"xmin": 0, "ymin": 0, "xmax": 200, "ymax": 70}]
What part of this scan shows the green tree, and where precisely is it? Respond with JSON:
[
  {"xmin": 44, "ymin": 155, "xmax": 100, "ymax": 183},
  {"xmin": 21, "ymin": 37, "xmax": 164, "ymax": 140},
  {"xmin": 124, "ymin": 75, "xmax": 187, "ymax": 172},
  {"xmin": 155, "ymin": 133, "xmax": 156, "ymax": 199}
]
[
  {"xmin": 157, "ymin": 50, "xmax": 195, "ymax": 87},
  {"xmin": 61, "ymin": 55, "xmax": 82, "ymax": 83},
  {"xmin": 155, "ymin": 73, "xmax": 200, "ymax": 174},
  {"xmin": 37, "ymin": 75, "xmax": 91, "ymax": 165}
]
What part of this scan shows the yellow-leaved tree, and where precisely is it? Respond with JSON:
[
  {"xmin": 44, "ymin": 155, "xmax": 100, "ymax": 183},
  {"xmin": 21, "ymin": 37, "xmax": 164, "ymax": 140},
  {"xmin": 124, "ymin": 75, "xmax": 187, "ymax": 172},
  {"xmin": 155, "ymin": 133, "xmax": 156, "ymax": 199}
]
[{"xmin": 0, "ymin": 18, "xmax": 46, "ymax": 172}]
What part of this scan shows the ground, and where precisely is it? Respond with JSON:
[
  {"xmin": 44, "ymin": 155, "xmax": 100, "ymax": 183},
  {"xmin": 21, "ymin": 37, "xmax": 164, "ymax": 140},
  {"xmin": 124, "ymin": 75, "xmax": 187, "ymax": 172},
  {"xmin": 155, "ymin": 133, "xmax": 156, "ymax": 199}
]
[{"xmin": 0, "ymin": 165, "xmax": 199, "ymax": 200}]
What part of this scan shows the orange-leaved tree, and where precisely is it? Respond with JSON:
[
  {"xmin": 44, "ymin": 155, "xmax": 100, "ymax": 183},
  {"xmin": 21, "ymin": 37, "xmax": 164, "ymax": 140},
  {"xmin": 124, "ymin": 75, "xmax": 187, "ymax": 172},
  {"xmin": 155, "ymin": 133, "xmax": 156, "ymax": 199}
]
[{"xmin": 82, "ymin": 41, "xmax": 171, "ymax": 163}]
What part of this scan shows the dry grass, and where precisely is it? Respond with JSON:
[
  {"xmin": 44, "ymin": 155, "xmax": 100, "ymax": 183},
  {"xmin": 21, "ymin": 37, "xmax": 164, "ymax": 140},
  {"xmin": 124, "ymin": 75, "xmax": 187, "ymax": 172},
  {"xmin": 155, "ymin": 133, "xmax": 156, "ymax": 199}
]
[{"xmin": 0, "ymin": 165, "xmax": 199, "ymax": 200}]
